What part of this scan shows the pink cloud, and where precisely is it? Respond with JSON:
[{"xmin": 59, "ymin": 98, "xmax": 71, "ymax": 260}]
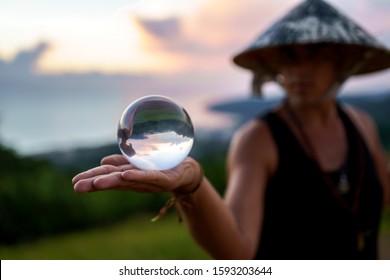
[
  {"xmin": 126, "ymin": 0, "xmax": 390, "ymax": 95},
  {"xmin": 130, "ymin": 0, "xmax": 301, "ymax": 73}
]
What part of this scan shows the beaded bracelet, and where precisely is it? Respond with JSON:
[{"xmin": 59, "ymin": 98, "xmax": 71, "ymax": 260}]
[{"xmin": 151, "ymin": 166, "xmax": 204, "ymax": 222}]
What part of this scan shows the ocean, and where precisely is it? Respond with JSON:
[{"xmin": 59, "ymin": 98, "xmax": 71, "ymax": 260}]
[{"xmin": 0, "ymin": 89, "xmax": 234, "ymax": 155}]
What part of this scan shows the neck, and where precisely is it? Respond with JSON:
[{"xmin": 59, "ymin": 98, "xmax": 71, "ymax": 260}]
[{"xmin": 284, "ymin": 97, "xmax": 338, "ymax": 127}]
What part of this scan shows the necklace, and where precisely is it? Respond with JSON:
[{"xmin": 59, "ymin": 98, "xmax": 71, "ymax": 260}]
[
  {"xmin": 338, "ymin": 170, "xmax": 350, "ymax": 194},
  {"xmin": 284, "ymin": 100, "xmax": 363, "ymax": 214},
  {"xmin": 284, "ymin": 102, "xmax": 350, "ymax": 193}
]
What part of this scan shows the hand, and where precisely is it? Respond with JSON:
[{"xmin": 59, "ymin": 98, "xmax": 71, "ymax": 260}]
[{"xmin": 72, "ymin": 154, "xmax": 201, "ymax": 194}]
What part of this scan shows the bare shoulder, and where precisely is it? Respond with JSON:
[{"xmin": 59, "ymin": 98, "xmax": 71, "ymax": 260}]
[
  {"xmin": 343, "ymin": 104, "xmax": 377, "ymax": 133},
  {"xmin": 228, "ymin": 117, "xmax": 277, "ymax": 173},
  {"xmin": 342, "ymin": 103, "xmax": 390, "ymax": 205},
  {"xmin": 342, "ymin": 104, "xmax": 379, "ymax": 149}
]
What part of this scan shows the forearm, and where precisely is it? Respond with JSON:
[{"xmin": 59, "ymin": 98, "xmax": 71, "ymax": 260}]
[{"xmin": 175, "ymin": 177, "xmax": 253, "ymax": 260}]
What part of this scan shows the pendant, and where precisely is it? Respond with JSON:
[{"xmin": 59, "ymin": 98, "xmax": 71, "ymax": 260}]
[
  {"xmin": 338, "ymin": 172, "xmax": 350, "ymax": 194},
  {"xmin": 357, "ymin": 230, "xmax": 372, "ymax": 252},
  {"xmin": 357, "ymin": 231, "xmax": 365, "ymax": 252}
]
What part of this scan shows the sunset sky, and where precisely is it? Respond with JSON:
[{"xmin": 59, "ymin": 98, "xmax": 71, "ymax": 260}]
[
  {"xmin": 1, "ymin": 0, "xmax": 390, "ymax": 154},
  {"xmin": 2, "ymin": 0, "xmax": 390, "ymax": 75}
]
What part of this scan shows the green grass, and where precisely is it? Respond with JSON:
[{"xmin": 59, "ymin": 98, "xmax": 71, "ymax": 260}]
[
  {"xmin": 2, "ymin": 208, "xmax": 389, "ymax": 260},
  {"xmin": 380, "ymin": 206, "xmax": 390, "ymax": 232},
  {"xmin": 0, "ymin": 214, "xmax": 210, "ymax": 260}
]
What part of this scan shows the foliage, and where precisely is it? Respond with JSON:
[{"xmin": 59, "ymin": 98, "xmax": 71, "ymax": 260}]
[
  {"xmin": 0, "ymin": 214, "xmax": 210, "ymax": 260},
  {"xmin": 1, "ymin": 131, "xmax": 389, "ymax": 248},
  {"xmin": 0, "ymin": 140, "xmax": 229, "ymax": 245},
  {"xmin": 0, "ymin": 144, "xmax": 172, "ymax": 245}
]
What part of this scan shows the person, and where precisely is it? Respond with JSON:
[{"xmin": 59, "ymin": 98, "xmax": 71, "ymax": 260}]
[{"xmin": 72, "ymin": 0, "xmax": 390, "ymax": 259}]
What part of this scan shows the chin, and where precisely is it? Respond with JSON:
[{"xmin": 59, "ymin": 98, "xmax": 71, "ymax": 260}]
[{"xmin": 288, "ymin": 93, "xmax": 331, "ymax": 108}]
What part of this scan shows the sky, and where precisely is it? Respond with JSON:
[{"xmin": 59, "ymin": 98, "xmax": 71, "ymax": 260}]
[{"xmin": 1, "ymin": 0, "xmax": 390, "ymax": 155}]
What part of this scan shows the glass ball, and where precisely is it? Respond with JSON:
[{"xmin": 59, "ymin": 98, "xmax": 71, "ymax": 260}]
[{"xmin": 118, "ymin": 95, "xmax": 194, "ymax": 170}]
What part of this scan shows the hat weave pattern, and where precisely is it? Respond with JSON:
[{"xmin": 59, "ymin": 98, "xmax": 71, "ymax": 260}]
[
  {"xmin": 233, "ymin": 0, "xmax": 390, "ymax": 76},
  {"xmin": 254, "ymin": 0, "xmax": 383, "ymax": 48}
]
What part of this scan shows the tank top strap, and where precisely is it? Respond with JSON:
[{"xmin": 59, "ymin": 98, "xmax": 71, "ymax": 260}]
[
  {"xmin": 259, "ymin": 110, "xmax": 307, "ymax": 159},
  {"xmin": 335, "ymin": 102, "xmax": 364, "ymax": 146},
  {"xmin": 259, "ymin": 103, "xmax": 365, "ymax": 162}
]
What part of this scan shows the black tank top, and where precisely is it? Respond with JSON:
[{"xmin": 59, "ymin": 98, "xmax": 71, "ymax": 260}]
[{"xmin": 255, "ymin": 104, "xmax": 383, "ymax": 259}]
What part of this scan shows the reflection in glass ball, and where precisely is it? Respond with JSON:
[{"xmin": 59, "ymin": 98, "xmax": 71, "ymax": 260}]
[{"xmin": 118, "ymin": 95, "xmax": 194, "ymax": 170}]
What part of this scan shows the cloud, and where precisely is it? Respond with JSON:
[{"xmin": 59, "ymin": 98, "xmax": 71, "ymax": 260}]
[
  {"xmin": 0, "ymin": 42, "xmax": 246, "ymax": 96},
  {"xmin": 0, "ymin": 42, "xmax": 49, "ymax": 78},
  {"xmin": 134, "ymin": 16, "xmax": 215, "ymax": 58},
  {"xmin": 0, "ymin": 41, "xmax": 245, "ymax": 156},
  {"xmin": 0, "ymin": 43, "xmax": 155, "ymax": 93},
  {"xmin": 2, "ymin": 0, "xmax": 389, "ymax": 94},
  {"xmin": 126, "ymin": 0, "xmax": 300, "ymax": 72},
  {"xmin": 1, "ymin": 0, "xmax": 390, "ymax": 155},
  {"xmin": 135, "ymin": 17, "xmax": 180, "ymax": 39},
  {"xmin": 133, "ymin": 0, "xmax": 390, "ymax": 53}
]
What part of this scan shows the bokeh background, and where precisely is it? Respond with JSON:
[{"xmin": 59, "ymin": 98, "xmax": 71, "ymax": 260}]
[{"xmin": 1, "ymin": 0, "xmax": 390, "ymax": 259}]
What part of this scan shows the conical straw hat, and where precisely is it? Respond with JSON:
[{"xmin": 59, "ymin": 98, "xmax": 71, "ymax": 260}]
[{"xmin": 233, "ymin": 0, "xmax": 390, "ymax": 78}]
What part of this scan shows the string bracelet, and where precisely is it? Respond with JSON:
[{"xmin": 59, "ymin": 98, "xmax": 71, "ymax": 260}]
[{"xmin": 151, "ymin": 166, "xmax": 204, "ymax": 223}]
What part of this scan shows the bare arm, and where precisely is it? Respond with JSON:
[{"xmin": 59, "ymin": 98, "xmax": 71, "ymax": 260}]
[
  {"xmin": 72, "ymin": 119, "xmax": 275, "ymax": 259},
  {"xmin": 72, "ymin": 156, "xmax": 258, "ymax": 259},
  {"xmin": 345, "ymin": 106, "xmax": 390, "ymax": 205},
  {"xmin": 363, "ymin": 117, "xmax": 390, "ymax": 205},
  {"xmin": 175, "ymin": 119, "xmax": 275, "ymax": 259}
]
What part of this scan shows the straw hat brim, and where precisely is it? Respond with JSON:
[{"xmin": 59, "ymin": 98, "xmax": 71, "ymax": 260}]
[
  {"xmin": 232, "ymin": 0, "xmax": 390, "ymax": 78},
  {"xmin": 233, "ymin": 42, "xmax": 390, "ymax": 77}
]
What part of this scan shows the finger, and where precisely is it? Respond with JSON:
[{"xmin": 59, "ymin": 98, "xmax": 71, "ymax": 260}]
[
  {"xmin": 93, "ymin": 173, "xmax": 163, "ymax": 193},
  {"xmin": 122, "ymin": 169, "xmax": 174, "ymax": 190},
  {"xmin": 92, "ymin": 172, "xmax": 128, "ymax": 191},
  {"xmin": 72, "ymin": 164, "xmax": 126, "ymax": 184},
  {"xmin": 101, "ymin": 154, "xmax": 129, "ymax": 166},
  {"xmin": 122, "ymin": 169, "xmax": 160, "ymax": 182},
  {"xmin": 72, "ymin": 171, "xmax": 90, "ymax": 185},
  {"xmin": 74, "ymin": 171, "xmax": 128, "ymax": 193},
  {"xmin": 73, "ymin": 177, "xmax": 98, "ymax": 193},
  {"xmin": 74, "ymin": 173, "xmax": 154, "ymax": 193}
]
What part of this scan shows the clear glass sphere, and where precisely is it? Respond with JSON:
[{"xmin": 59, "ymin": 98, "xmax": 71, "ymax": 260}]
[{"xmin": 118, "ymin": 95, "xmax": 194, "ymax": 170}]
